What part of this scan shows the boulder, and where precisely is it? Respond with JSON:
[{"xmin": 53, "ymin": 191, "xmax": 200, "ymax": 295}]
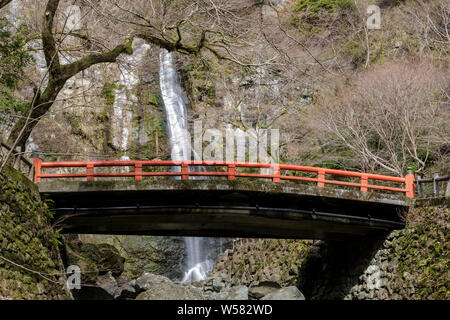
[
  {"xmin": 226, "ymin": 285, "xmax": 248, "ymax": 300},
  {"xmin": 65, "ymin": 241, "xmax": 125, "ymax": 283},
  {"xmin": 249, "ymin": 281, "xmax": 281, "ymax": 299},
  {"xmin": 261, "ymin": 286, "xmax": 305, "ymax": 300},
  {"xmin": 115, "ymin": 274, "xmax": 137, "ymax": 300},
  {"xmin": 78, "ymin": 272, "xmax": 138, "ymax": 300},
  {"xmin": 212, "ymin": 277, "xmax": 226, "ymax": 292},
  {"xmin": 78, "ymin": 235, "xmax": 187, "ymax": 280},
  {"xmin": 135, "ymin": 273, "xmax": 204, "ymax": 300},
  {"xmin": 96, "ymin": 272, "xmax": 118, "ymax": 297},
  {"xmin": 135, "ymin": 273, "xmax": 172, "ymax": 291}
]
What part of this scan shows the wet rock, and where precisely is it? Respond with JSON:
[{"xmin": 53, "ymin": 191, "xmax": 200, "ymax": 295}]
[{"xmin": 261, "ymin": 286, "xmax": 305, "ymax": 300}]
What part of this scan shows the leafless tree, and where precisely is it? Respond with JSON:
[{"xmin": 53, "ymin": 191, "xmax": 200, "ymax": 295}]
[
  {"xmin": 406, "ymin": 0, "xmax": 449, "ymax": 55},
  {"xmin": 5, "ymin": 0, "xmax": 281, "ymax": 153},
  {"xmin": 6, "ymin": 0, "xmax": 134, "ymax": 151},
  {"xmin": 317, "ymin": 61, "xmax": 449, "ymax": 175}
]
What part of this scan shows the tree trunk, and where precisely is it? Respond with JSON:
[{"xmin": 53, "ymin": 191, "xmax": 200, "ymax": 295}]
[{"xmin": 0, "ymin": 0, "xmax": 13, "ymax": 10}]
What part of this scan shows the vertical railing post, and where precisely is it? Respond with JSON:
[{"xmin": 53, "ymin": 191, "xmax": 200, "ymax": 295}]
[
  {"xmin": 446, "ymin": 176, "xmax": 450, "ymax": 198},
  {"xmin": 33, "ymin": 158, "xmax": 41, "ymax": 183},
  {"xmin": 432, "ymin": 172, "xmax": 439, "ymax": 197},
  {"xmin": 361, "ymin": 174, "xmax": 368, "ymax": 192},
  {"xmin": 86, "ymin": 163, "xmax": 94, "ymax": 181},
  {"xmin": 135, "ymin": 163, "xmax": 142, "ymax": 181},
  {"xmin": 405, "ymin": 167, "xmax": 415, "ymax": 198},
  {"xmin": 272, "ymin": 164, "xmax": 280, "ymax": 183},
  {"xmin": 416, "ymin": 175, "xmax": 423, "ymax": 198},
  {"xmin": 317, "ymin": 169, "xmax": 325, "ymax": 187},
  {"xmin": 181, "ymin": 162, "xmax": 189, "ymax": 180},
  {"xmin": 228, "ymin": 164, "xmax": 235, "ymax": 181}
]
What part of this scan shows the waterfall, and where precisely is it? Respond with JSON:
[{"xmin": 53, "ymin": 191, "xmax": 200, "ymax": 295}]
[
  {"xmin": 159, "ymin": 49, "xmax": 191, "ymax": 163},
  {"xmin": 159, "ymin": 49, "xmax": 224, "ymax": 282}
]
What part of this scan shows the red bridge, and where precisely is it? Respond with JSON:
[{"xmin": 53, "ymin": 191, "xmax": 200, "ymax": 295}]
[{"xmin": 34, "ymin": 159, "xmax": 414, "ymax": 239}]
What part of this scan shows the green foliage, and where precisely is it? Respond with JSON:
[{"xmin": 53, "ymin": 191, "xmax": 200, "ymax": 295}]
[
  {"xmin": 0, "ymin": 17, "xmax": 32, "ymax": 119},
  {"xmin": 293, "ymin": 0, "xmax": 354, "ymax": 13},
  {"xmin": 290, "ymin": 0, "xmax": 355, "ymax": 35},
  {"xmin": 341, "ymin": 39, "xmax": 366, "ymax": 67},
  {"xmin": 101, "ymin": 82, "xmax": 123, "ymax": 105},
  {"xmin": 48, "ymin": 228, "xmax": 63, "ymax": 249},
  {"xmin": 41, "ymin": 195, "xmax": 55, "ymax": 219},
  {"xmin": 391, "ymin": 206, "xmax": 449, "ymax": 299},
  {"xmin": 182, "ymin": 60, "xmax": 217, "ymax": 108},
  {"xmin": 141, "ymin": 91, "xmax": 162, "ymax": 107}
]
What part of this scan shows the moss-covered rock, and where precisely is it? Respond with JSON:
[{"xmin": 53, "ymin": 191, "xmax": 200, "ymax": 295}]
[
  {"xmin": 65, "ymin": 240, "xmax": 125, "ymax": 284},
  {"xmin": 0, "ymin": 166, "xmax": 69, "ymax": 300},
  {"xmin": 389, "ymin": 206, "xmax": 449, "ymax": 299},
  {"xmin": 209, "ymin": 239, "xmax": 312, "ymax": 288},
  {"xmin": 77, "ymin": 234, "xmax": 186, "ymax": 280}
]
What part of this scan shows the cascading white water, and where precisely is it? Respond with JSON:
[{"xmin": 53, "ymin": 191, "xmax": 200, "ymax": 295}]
[
  {"xmin": 159, "ymin": 49, "xmax": 222, "ymax": 282},
  {"xmin": 159, "ymin": 49, "xmax": 191, "ymax": 163}
]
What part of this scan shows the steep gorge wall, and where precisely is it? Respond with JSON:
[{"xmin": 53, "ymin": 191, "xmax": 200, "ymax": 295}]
[
  {"xmin": 0, "ymin": 166, "xmax": 69, "ymax": 299},
  {"xmin": 77, "ymin": 234, "xmax": 186, "ymax": 280}
]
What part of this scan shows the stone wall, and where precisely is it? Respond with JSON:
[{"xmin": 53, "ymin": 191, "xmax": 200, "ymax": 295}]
[
  {"xmin": 359, "ymin": 205, "xmax": 448, "ymax": 300},
  {"xmin": 302, "ymin": 205, "xmax": 448, "ymax": 300},
  {"xmin": 0, "ymin": 166, "xmax": 69, "ymax": 299},
  {"xmin": 209, "ymin": 206, "xmax": 449, "ymax": 300}
]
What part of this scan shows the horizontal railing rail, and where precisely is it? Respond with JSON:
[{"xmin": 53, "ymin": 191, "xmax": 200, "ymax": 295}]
[
  {"xmin": 415, "ymin": 173, "xmax": 449, "ymax": 198},
  {"xmin": 33, "ymin": 159, "xmax": 415, "ymax": 198}
]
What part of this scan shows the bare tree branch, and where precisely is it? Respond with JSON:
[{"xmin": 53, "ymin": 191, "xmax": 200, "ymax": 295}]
[{"xmin": 7, "ymin": 0, "xmax": 133, "ymax": 149}]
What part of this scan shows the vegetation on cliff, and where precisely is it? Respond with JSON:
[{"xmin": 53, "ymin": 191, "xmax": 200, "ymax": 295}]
[
  {"xmin": 0, "ymin": 16, "xmax": 31, "ymax": 118},
  {"xmin": 390, "ymin": 206, "xmax": 449, "ymax": 299},
  {"xmin": 0, "ymin": 166, "xmax": 68, "ymax": 299}
]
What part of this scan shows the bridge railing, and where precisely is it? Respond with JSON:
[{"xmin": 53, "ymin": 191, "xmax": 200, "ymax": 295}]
[
  {"xmin": 415, "ymin": 172, "xmax": 449, "ymax": 198},
  {"xmin": 33, "ymin": 159, "xmax": 415, "ymax": 198}
]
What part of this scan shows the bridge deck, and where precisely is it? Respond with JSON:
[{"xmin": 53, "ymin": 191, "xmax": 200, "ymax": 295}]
[{"xmin": 39, "ymin": 179, "xmax": 410, "ymax": 240}]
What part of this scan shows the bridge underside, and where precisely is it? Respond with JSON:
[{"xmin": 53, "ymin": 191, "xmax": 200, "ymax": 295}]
[{"xmin": 39, "ymin": 179, "xmax": 409, "ymax": 240}]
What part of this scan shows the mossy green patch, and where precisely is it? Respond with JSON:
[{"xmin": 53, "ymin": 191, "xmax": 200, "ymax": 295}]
[
  {"xmin": 390, "ymin": 206, "xmax": 449, "ymax": 299},
  {"xmin": 101, "ymin": 82, "xmax": 124, "ymax": 106},
  {"xmin": 0, "ymin": 166, "xmax": 68, "ymax": 299}
]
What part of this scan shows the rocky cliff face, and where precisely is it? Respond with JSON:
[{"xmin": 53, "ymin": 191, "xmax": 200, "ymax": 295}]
[
  {"xmin": 0, "ymin": 166, "xmax": 69, "ymax": 299},
  {"xmin": 76, "ymin": 234, "xmax": 186, "ymax": 280}
]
